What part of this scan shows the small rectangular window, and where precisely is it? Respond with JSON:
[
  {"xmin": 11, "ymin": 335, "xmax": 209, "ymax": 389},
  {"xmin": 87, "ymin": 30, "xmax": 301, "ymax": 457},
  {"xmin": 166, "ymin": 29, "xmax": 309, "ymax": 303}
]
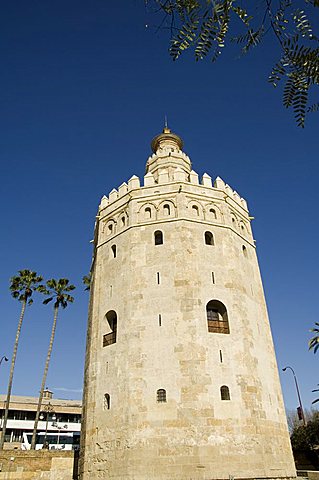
[
  {"xmin": 157, "ymin": 272, "xmax": 160, "ymax": 284},
  {"xmin": 212, "ymin": 272, "xmax": 215, "ymax": 284}
]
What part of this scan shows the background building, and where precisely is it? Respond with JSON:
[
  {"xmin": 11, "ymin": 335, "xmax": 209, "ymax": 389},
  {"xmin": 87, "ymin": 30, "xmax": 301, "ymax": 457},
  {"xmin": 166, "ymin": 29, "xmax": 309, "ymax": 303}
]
[
  {"xmin": 0, "ymin": 389, "xmax": 81, "ymax": 449},
  {"xmin": 80, "ymin": 127, "xmax": 296, "ymax": 479}
]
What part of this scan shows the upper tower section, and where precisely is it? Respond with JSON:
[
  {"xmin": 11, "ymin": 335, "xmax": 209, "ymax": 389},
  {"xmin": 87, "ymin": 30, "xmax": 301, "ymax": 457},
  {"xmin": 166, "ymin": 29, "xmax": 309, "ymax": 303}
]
[{"xmin": 146, "ymin": 125, "xmax": 191, "ymax": 181}]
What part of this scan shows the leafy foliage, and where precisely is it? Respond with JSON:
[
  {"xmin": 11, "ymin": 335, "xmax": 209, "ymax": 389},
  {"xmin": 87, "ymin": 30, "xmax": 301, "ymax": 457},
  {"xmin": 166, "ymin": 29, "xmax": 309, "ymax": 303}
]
[
  {"xmin": 40, "ymin": 278, "xmax": 75, "ymax": 309},
  {"xmin": 290, "ymin": 410, "xmax": 319, "ymax": 468},
  {"xmin": 10, "ymin": 270, "xmax": 43, "ymax": 305},
  {"xmin": 147, "ymin": 0, "xmax": 319, "ymax": 126},
  {"xmin": 309, "ymin": 322, "xmax": 319, "ymax": 353},
  {"xmin": 309, "ymin": 322, "xmax": 319, "ymax": 403},
  {"xmin": 83, "ymin": 273, "xmax": 91, "ymax": 291}
]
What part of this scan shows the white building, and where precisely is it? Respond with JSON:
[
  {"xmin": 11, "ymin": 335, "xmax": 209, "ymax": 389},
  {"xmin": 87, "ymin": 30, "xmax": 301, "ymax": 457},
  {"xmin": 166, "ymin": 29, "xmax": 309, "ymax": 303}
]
[{"xmin": 0, "ymin": 389, "xmax": 81, "ymax": 449}]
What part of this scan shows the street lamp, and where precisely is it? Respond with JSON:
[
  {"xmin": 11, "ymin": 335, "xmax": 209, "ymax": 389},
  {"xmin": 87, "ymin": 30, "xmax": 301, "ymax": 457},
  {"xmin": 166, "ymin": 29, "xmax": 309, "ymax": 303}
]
[
  {"xmin": 39, "ymin": 402, "xmax": 55, "ymax": 448},
  {"xmin": 282, "ymin": 365, "xmax": 306, "ymax": 426},
  {"xmin": 51, "ymin": 421, "xmax": 68, "ymax": 448},
  {"xmin": 0, "ymin": 356, "xmax": 8, "ymax": 367}
]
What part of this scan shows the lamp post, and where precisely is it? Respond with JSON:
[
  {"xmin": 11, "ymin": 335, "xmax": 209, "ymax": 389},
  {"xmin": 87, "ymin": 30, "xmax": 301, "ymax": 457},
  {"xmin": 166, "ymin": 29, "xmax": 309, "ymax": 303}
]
[
  {"xmin": 51, "ymin": 421, "xmax": 68, "ymax": 448},
  {"xmin": 39, "ymin": 403, "xmax": 55, "ymax": 448},
  {"xmin": 0, "ymin": 356, "xmax": 8, "ymax": 367},
  {"xmin": 282, "ymin": 366, "xmax": 306, "ymax": 426}
]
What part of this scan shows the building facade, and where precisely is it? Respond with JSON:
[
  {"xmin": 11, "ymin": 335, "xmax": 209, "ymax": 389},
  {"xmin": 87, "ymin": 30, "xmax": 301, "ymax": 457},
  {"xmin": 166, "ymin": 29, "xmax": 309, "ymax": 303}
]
[
  {"xmin": 80, "ymin": 127, "xmax": 296, "ymax": 479},
  {"xmin": 0, "ymin": 389, "xmax": 81, "ymax": 449}
]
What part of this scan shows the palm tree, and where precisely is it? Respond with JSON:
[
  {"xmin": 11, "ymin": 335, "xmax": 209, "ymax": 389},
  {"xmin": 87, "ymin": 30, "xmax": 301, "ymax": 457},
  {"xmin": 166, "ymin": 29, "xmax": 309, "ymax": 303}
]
[
  {"xmin": 31, "ymin": 278, "xmax": 75, "ymax": 450},
  {"xmin": 0, "ymin": 270, "xmax": 43, "ymax": 449},
  {"xmin": 82, "ymin": 273, "xmax": 91, "ymax": 291},
  {"xmin": 309, "ymin": 322, "xmax": 319, "ymax": 354}
]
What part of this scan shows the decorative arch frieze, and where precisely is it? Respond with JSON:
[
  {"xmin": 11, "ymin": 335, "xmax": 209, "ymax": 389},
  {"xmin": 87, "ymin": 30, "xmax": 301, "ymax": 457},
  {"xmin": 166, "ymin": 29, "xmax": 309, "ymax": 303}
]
[
  {"xmin": 157, "ymin": 199, "xmax": 176, "ymax": 219},
  {"xmin": 138, "ymin": 202, "xmax": 157, "ymax": 223},
  {"xmin": 187, "ymin": 200, "xmax": 204, "ymax": 219}
]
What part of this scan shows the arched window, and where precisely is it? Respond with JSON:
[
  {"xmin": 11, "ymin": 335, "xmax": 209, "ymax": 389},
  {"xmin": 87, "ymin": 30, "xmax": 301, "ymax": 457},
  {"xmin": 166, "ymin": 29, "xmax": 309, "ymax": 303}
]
[
  {"xmin": 242, "ymin": 245, "xmax": 248, "ymax": 257},
  {"xmin": 121, "ymin": 216, "xmax": 126, "ymax": 227},
  {"xmin": 210, "ymin": 208, "xmax": 217, "ymax": 219},
  {"xmin": 206, "ymin": 300, "xmax": 230, "ymax": 334},
  {"xmin": 145, "ymin": 207, "xmax": 151, "ymax": 219},
  {"xmin": 231, "ymin": 216, "xmax": 236, "ymax": 227},
  {"xmin": 192, "ymin": 205, "xmax": 199, "ymax": 216},
  {"xmin": 163, "ymin": 204, "xmax": 170, "ymax": 216},
  {"xmin": 157, "ymin": 389, "xmax": 167, "ymax": 403},
  {"xmin": 220, "ymin": 386, "xmax": 230, "ymax": 401},
  {"xmin": 104, "ymin": 393, "xmax": 110, "ymax": 410},
  {"xmin": 103, "ymin": 310, "xmax": 117, "ymax": 346},
  {"xmin": 107, "ymin": 224, "xmax": 113, "ymax": 235},
  {"xmin": 154, "ymin": 230, "xmax": 163, "ymax": 245},
  {"xmin": 111, "ymin": 245, "xmax": 117, "ymax": 258},
  {"xmin": 205, "ymin": 231, "xmax": 214, "ymax": 245}
]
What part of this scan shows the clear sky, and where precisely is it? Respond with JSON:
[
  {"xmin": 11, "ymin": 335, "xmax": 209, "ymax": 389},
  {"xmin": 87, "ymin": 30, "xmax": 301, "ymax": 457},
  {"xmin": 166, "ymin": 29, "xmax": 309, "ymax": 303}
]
[{"xmin": 0, "ymin": 1, "xmax": 318, "ymax": 415}]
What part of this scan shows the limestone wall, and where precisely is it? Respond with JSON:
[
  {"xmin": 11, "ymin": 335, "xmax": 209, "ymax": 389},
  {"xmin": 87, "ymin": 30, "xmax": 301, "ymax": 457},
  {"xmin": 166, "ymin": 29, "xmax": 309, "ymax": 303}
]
[{"xmin": 0, "ymin": 450, "xmax": 76, "ymax": 480}]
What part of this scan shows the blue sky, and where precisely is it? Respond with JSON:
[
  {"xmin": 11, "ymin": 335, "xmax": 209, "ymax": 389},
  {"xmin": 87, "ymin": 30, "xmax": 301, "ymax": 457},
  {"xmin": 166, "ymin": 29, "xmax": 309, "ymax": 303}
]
[{"xmin": 0, "ymin": 1, "xmax": 318, "ymax": 414}]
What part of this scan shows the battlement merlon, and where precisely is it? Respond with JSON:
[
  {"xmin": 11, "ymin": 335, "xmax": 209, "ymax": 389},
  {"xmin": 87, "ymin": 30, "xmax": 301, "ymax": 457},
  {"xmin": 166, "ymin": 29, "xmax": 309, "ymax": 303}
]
[{"xmin": 98, "ymin": 170, "xmax": 249, "ymax": 217}]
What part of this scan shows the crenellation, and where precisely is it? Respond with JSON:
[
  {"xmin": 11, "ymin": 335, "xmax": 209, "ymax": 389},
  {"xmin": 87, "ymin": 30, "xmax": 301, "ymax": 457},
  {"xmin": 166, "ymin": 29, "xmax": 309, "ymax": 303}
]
[
  {"xmin": 174, "ymin": 167, "xmax": 187, "ymax": 182},
  {"xmin": 241, "ymin": 197, "xmax": 248, "ymax": 211},
  {"xmin": 214, "ymin": 176, "xmax": 226, "ymax": 190},
  {"xmin": 118, "ymin": 182, "xmax": 128, "ymax": 197},
  {"xmin": 144, "ymin": 172, "xmax": 155, "ymax": 187},
  {"xmin": 189, "ymin": 170, "xmax": 199, "ymax": 185},
  {"xmin": 201, "ymin": 173, "xmax": 212, "ymax": 188},
  {"xmin": 158, "ymin": 169, "xmax": 169, "ymax": 184},
  {"xmin": 225, "ymin": 183, "xmax": 233, "ymax": 197},
  {"xmin": 128, "ymin": 175, "xmax": 140, "ymax": 190},
  {"xmin": 99, "ymin": 195, "xmax": 109, "ymax": 210},
  {"xmin": 109, "ymin": 188, "xmax": 119, "ymax": 203}
]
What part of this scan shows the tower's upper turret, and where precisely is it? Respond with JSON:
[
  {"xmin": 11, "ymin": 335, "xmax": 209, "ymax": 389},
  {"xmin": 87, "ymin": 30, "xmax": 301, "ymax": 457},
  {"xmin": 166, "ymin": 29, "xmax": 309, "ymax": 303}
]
[{"xmin": 146, "ymin": 125, "xmax": 191, "ymax": 181}]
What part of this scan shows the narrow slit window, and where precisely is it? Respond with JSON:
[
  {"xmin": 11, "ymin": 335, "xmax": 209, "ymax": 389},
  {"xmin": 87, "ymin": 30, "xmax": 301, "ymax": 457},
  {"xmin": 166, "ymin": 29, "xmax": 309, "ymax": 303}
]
[
  {"xmin": 242, "ymin": 245, "xmax": 248, "ymax": 257},
  {"xmin": 212, "ymin": 272, "xmax": 215, "ymax": 284},
  {"xmin": 111, "ymin": 245, "xmax": 117, "ymax": 258},
  {"xmin": 205, "ymin": 231, "xmax": 214, "ymax": 246},
  {"xmin": 104, "ymin": 393, "xmax": 110, "ymax": 410},
  {"xmin": 220, "ymin": 386, "xmax": 230, "ymax": 401},
  {"xmin": 154, "ymin": 230, "xmax": 163, "ymax": 245},
  {"xmin": 110, "ymin": 285, "xmax": 113, "ymax": 297},
  {"xmin": 158, "ymin": 314, "xmax": 162, "ymax": 326},
  {"xmin": 157, "ymin": 389, "xmax": 166, "ymax": 403},
  {"xmin": 219, "ymin": 350, "xmax": 223, "ymax": 363},
  {"xmin": 121, "ymin": 216, "xmax": 126, "ymax": 226},
  {"xmin": 157, "ymin": 272, "xmax": 160, "ymax": 284}
]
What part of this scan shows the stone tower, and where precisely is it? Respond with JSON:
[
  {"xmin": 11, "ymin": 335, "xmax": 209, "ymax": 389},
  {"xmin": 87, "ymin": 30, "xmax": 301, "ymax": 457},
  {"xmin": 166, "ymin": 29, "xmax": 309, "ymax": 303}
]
[{"xmin": 80, "ymin": 127, "xmax": 296, "ymax": 480}]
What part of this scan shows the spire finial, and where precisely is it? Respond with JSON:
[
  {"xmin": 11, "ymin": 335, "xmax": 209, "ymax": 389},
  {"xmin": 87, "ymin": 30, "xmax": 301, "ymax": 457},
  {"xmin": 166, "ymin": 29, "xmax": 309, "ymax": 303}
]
[{"xmin": 163, "ymin": 115, "xmax": 170, "ymax": 134}]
